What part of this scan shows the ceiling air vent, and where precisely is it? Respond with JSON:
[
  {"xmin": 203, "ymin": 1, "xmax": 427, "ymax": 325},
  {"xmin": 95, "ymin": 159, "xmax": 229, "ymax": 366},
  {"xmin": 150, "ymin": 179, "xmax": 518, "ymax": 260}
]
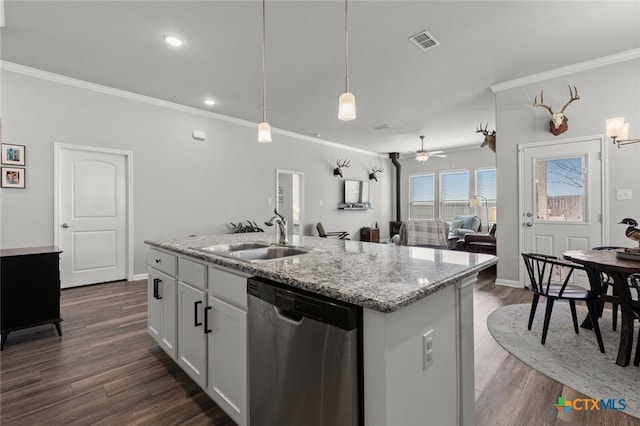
[
  {"xmin": 409, "ymin": 30, "xmax": 439, "ymax": 51},
  {"xmin": 373, "ymin": 123, "xmax": 391, "ymax": 131}
]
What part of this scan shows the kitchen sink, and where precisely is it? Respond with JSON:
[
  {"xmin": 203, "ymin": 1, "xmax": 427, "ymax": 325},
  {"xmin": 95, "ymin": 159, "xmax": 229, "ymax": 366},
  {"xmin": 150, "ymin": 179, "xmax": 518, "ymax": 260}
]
[
  {"xmin": 228, "ymin": 246, "xmax": 310, "ymax": 261},
  {"xmin": 194, "ymin": 242, "xmax": 271, "ymax": 253},
  {"xmin": 191, "ymin": 242, "xmax": 314, "ymax": 262}
]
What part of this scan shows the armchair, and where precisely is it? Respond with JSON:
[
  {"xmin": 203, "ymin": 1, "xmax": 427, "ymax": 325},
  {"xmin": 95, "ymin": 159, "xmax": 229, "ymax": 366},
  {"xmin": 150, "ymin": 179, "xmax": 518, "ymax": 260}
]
[
  {"xmin": 316, "ymin": 222, "xmax": 350, "ymax": 240},
  {"xmin": 456, "ymin": 224, "xmax": 497, "ymax": 255},
  {"xmin": 448, "ymin": 215, "xmax": 481, "ymax": 239}
]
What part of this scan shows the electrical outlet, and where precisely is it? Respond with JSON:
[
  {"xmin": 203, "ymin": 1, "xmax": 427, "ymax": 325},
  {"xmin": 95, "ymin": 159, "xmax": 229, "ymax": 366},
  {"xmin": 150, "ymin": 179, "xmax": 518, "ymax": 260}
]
[
  {"xmin": 268, "ymin": 198, "xmax": 273, "ymax": 205},
  {"xmin": 616, "ymin": 189, "xmax": 632, "ymax": 200},
  {"xmin": 423, "ymin": 329, "xmax": 434, "ymax": 370},
  {"xmin": 318, "ymin": 200, "xmax": 324, "ymax": 206}
]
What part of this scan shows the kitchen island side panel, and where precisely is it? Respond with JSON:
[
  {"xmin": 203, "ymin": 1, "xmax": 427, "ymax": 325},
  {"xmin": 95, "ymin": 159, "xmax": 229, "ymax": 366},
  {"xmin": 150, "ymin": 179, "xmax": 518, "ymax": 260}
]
[{"xmin": 363, "ymin": 281, "xmax": 469, "ymax": 426}]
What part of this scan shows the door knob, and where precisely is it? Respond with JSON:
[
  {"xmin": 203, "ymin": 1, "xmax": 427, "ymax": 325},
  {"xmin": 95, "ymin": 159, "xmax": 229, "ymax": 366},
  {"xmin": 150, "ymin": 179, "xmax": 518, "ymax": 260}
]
[
  {"xmin": 525, "ymin": 222, "xmax": 533, "ymax": 227},
  {"xmin": 61, "ymin": 223, "xmax": 69, "ymax": 228}
]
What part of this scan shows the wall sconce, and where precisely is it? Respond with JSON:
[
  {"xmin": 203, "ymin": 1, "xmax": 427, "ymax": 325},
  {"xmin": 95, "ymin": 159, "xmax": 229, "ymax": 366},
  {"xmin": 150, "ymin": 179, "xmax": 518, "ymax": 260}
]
[{"xmin": 606, "ymin": 117, "xmax": 640, "ymax": 147}]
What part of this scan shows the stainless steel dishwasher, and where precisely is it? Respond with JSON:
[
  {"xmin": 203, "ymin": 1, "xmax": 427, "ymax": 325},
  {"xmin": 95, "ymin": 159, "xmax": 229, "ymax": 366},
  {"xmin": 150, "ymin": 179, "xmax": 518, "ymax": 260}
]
[{"xmin": 247, "ymin": 277, "xmax": 362, "ymax": 426}]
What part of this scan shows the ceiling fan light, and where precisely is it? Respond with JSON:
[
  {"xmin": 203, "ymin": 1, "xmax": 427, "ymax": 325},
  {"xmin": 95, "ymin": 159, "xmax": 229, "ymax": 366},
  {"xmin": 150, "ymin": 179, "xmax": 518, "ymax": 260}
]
[
  {"xmin": 415, "ymin": 150, "xmax": 429, "ymax": 162},
  {"xmin": 258, "ymin": 121, "xmax": 272, "ymax": 143},
  {"xmin": 338, "ymin": 92, "xmax": 356, "ymax": 121}
]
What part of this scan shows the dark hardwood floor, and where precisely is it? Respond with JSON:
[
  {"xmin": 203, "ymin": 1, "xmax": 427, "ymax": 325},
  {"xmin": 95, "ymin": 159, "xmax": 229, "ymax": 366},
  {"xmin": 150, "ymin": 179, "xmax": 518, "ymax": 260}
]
[{"xmin": 1, "ymin": 269, "xmax": 638, "ymax": 425}]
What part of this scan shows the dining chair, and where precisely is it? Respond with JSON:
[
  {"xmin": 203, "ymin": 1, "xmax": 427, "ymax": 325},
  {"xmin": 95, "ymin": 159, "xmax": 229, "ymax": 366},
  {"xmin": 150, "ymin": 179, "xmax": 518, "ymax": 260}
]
[{"xmin": 521, "ymin": 252, "xmax": 605, "ymax": 353}]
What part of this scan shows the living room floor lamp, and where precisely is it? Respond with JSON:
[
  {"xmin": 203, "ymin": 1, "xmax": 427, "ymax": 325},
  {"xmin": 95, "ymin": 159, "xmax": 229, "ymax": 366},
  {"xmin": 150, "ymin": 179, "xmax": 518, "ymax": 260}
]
[
  {"xmin": 470, "ymin": 195, "xmax": 489, "ymax": 230},
  {"xmin": 490, "ymin": 207, "xmax": 497, "ymax": 227}
]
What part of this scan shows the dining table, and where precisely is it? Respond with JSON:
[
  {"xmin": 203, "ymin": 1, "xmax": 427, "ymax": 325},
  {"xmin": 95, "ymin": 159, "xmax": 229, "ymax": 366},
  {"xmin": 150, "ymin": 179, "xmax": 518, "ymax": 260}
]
[{"xmin": 563, "ymin": 249, "xmax": 640, "ymax": 367}]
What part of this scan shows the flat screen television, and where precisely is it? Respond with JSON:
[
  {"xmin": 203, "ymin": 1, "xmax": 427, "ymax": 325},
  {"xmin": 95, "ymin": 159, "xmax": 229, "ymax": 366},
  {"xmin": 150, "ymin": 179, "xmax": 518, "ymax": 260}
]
[{"xmin": 341, "ymin": 180, "xmax": 371, "ymax": 209}]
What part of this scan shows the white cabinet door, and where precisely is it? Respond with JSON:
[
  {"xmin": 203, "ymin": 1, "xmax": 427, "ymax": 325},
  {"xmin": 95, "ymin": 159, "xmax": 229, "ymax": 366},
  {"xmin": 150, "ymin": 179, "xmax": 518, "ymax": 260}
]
[
  {"xmin": 178, "ymin": 281, "xmax": 207, "ymax": 388},
  {"xmin": 148, "ymin": 268, "xmax": 162, "ymax": 342},
  {"xmin": 148, "ymin": 268, "xmax": 177, "ymax": 359},
  {"xmin": 207, "ymin": 294, "xmax": 247, "ymax": 426}
]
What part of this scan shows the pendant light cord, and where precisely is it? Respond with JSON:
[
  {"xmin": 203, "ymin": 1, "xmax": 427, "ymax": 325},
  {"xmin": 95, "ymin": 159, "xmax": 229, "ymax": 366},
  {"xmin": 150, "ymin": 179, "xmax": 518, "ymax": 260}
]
[
  {"xmin": 262, "ymin": 0, "xmax": 267, "ymax": 122},
  {"xmin": 344, "ymin": 0, "xmax": 349, "ymax": 92}
]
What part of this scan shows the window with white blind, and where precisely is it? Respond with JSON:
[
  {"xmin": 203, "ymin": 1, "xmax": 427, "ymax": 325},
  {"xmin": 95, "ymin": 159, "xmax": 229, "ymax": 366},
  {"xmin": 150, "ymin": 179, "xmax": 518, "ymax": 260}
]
[
  {"xmin": 409, "ymin": 174, "xmax": 435, "ymax": 219},
  {"xmin": 440, "ymin": 170, "xmax": 470, "ymax": 221},
  {"xmin": 475, "ymin": 168, "xmax": 497, "ymax": 227}
]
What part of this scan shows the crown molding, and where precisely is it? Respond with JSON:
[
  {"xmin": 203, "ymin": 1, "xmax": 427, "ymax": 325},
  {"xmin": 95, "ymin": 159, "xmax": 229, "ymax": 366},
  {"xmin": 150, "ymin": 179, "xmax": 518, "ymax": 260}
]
[
  {"xmin": 490, "ymin": 48, "xmax": 640, "ymax": 93},
  {"xmin": 0, "ymin": 61, "xmax": 383, "ymax": 158}
]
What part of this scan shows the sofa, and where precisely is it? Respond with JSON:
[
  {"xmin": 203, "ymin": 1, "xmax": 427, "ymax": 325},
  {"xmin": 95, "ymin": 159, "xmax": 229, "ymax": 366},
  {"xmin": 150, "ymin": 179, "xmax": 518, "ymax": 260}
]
[{"xmin": 398, "ymin": 219, "xmax": 450, "ymax": 249}]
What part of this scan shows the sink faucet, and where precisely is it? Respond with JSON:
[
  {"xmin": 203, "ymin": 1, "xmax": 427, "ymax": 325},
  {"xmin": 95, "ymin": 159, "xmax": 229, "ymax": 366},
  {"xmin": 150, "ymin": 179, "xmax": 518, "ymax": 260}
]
[{"xmin": 265, "ymin": 209, "xmax": 288, "ymax": 245}]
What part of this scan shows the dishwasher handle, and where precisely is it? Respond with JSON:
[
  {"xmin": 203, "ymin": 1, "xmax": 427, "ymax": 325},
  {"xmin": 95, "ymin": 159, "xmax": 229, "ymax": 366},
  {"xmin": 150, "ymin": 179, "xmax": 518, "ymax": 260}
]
[
  {"xmin": 248, "ymin": 277, "xmax": 359, "ymax": 331},
  {"xmin": 274, "ymin": 306, "xmax": 303, "ymax": 325}
]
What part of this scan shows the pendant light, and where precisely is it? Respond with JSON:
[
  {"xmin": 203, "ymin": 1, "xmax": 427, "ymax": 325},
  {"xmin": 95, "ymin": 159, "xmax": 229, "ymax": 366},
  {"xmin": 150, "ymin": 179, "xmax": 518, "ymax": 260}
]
[
  {"xmin": 338, "ymin": 0, "xmax": 356, "ymax": 121},
  {"xmin": 258, "ymin": 0, "xmax": 272, "ymax": 142}
]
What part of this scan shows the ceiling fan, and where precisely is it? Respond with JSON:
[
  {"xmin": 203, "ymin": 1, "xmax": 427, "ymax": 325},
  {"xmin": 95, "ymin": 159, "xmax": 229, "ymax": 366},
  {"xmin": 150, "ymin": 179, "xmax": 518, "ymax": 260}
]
[{"xmin": 415, "ymin": 135, "xmax": 446, "ymax": 162}]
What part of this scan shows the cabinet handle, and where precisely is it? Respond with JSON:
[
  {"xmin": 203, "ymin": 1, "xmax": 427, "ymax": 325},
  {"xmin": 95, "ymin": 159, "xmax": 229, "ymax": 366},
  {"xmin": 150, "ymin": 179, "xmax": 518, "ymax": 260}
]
[
  {"xmin": 204, "ymin": 306, "xmax": 212, "ymax": 334},
  {"xmin": 194, "ymin": 301, "xmax": 202, "ymax": 326},
  {"xmin": 153, "ymin": 278, "xmax": 162, "ymax": 299}
]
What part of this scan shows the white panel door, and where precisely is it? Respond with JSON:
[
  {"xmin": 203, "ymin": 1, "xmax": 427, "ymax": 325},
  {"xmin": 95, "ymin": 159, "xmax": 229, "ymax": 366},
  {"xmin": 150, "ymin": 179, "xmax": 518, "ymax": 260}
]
[
  {"xmin": 522, "ymin": 138, "xmax": 603, "ymax": 288},
  {"xmin": 58, "ymin": 147, "xmax": 127, "ymax": 288}
]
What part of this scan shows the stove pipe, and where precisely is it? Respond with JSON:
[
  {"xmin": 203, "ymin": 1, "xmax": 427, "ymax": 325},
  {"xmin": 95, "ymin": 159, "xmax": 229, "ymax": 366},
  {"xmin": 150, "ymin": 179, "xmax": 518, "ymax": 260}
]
[
  {"xmin": 388, "ymin": 153, "xmax": 402, "ymax": 238},
  {"xmin": 389, "ymin": 152, "xmax": 401, "ymax": 221}
]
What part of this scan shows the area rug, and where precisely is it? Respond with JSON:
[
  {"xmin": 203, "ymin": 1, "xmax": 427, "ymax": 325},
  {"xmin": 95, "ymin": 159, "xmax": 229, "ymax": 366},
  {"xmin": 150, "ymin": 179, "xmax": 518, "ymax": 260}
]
[{"xmin": 487, "ymin": 303, "xmax": 640, "ymax": 420}]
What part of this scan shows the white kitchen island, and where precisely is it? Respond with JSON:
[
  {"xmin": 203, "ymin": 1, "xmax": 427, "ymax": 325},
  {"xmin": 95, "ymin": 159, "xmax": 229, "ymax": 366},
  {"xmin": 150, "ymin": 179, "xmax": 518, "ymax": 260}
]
[{"xmin": 145, "ymin": 234, "xmax": 497, "ymax": 426}]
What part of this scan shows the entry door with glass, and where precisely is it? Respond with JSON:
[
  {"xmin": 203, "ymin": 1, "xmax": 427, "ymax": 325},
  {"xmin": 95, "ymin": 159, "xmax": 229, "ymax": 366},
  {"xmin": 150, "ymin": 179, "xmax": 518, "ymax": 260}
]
[{"xmin": 521, "ymin": 138, "xmax": 604, "ymax": 287}]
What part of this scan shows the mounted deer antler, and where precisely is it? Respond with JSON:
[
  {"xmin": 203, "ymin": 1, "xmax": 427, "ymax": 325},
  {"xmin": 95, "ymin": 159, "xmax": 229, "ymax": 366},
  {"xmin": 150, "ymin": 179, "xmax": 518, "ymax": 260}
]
[
  {"xmin": 369, "ymin": 166, "xmax": 384, "ymax": 181},
  {"xmin": 476, "ymin": 123, "xmax": 496, "ymax": 153},
  {"xmin": 333, "ymin": 158, "xmax": 351, "ymax": 178},
  {"xmin": 533, "ymin": 85, "xmax": 580, "ymax": 136}
]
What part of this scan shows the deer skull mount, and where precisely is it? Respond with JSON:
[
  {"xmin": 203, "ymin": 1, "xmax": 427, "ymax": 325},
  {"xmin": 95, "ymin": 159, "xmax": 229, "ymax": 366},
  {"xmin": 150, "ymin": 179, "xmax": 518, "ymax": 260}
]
[
  {"xmin": 333, "ymin": 158, "xmax": 351, "ymax": 178},
  {"xmin": 533, "ymin": 85, "xmax": 580, "ymax": 136},
  {"xmin": 369, "ymin": 166, "xmax": 384, "ymax": 181},
  {"xmin": 476, "ymin": 123, "xmax": 496, "ymax": 153}
]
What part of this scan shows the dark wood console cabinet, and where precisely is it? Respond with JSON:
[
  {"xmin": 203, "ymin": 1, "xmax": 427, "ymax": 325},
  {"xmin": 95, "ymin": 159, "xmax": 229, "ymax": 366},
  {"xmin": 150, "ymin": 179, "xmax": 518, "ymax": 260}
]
[
  {"xmin": 360, "ymin": 227, "xmax": 380, "ymax": 243},
  {"xmin": 0, "ymin": 246, "xmax": 63, "ymax": 350}
]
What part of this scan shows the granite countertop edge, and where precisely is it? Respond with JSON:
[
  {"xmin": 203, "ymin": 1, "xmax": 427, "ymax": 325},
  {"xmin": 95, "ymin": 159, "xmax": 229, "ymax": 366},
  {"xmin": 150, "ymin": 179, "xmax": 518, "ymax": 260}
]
[{"xmin": 145, "ymin": 237, "xmax": 497, "ymax": 313}]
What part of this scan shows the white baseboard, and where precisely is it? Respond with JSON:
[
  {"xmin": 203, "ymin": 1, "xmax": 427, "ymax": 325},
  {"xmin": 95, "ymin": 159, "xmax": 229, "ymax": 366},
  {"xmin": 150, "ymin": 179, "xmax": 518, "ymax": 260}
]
[
  {"xmin": 494, "ymin": 278, "xmax": 522, "ymax": 288},
  {"xmin": 133, "ymin": 273, "xmax": 148, "ymax": 282}
]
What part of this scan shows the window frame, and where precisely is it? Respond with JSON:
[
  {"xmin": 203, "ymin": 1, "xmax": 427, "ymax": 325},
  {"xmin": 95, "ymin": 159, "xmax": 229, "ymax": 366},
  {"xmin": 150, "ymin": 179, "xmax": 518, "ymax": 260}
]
[
  {"xmin": 475, "ymin": 168, "xmax": 497, "ymax": 227},
  {"xmin": 408, "ymin": 172, "xmax": 436, "ymax": 220},
  {"xmin": 439, "ymin": 169, "xmax": 471, "ymax": 221}
]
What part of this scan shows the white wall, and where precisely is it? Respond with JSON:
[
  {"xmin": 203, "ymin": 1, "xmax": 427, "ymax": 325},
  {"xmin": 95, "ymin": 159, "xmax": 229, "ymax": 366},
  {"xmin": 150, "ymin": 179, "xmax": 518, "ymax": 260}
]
[
  {"xmin": 495, "ymin": 58, "xmax": 640, "ymax": 283},
  {"xmin": 0, "ymin": 69, "xmax": 392, "ymax": 275},
  {"xmin": 397, "ymin": 147, "xmax": 497, "ymax": 224}
]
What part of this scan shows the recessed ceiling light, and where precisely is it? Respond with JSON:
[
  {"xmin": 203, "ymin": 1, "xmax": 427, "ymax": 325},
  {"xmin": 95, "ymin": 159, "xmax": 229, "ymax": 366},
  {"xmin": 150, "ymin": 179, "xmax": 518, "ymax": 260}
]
[
  {"xmin": 163, "ymin": 34, "xmax": 183, "ymax": 47},
  {"xmin": 203, "ymin": 99, "xmax": 215, "ymax": 106}
]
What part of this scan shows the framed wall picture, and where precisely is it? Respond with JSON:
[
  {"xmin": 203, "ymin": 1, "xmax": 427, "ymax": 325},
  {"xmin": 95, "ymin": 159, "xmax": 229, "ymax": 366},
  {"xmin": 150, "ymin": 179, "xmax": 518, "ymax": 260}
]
[
  {"xmin": 1, "ymin": 144, "xmax": 26, "ymax": 166},
  {"xmin": 1, "ymin": 167, "xmax": 26, "ymax": 188}
]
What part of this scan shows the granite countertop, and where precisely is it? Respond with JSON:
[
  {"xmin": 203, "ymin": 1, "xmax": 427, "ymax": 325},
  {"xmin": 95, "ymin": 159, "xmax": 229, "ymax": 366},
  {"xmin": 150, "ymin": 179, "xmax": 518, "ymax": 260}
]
[{"xmin": 145, "ymin": 233, "xmax": 497, "ymax": 313}]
